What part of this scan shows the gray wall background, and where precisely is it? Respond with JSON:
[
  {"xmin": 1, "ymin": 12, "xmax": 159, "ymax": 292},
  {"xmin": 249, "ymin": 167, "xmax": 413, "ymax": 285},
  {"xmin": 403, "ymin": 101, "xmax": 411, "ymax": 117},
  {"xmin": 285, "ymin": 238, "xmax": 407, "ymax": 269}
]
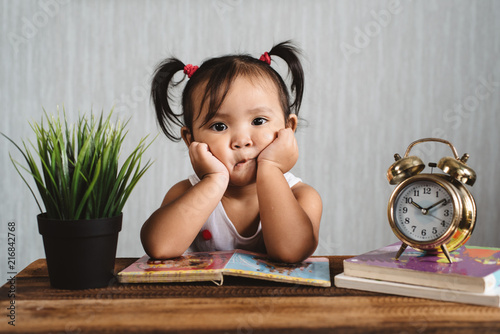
[{"xmin": 1, "ymin": 0, "xmax": 499, "ymax": 284}]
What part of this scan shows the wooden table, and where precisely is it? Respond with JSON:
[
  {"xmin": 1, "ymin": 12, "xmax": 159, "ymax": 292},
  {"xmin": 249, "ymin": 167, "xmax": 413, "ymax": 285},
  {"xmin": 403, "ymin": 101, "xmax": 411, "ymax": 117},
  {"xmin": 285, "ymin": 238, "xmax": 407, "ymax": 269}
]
[{"xmin": 1, "ymin": 256, "xmax": 500, "ymax": 333}]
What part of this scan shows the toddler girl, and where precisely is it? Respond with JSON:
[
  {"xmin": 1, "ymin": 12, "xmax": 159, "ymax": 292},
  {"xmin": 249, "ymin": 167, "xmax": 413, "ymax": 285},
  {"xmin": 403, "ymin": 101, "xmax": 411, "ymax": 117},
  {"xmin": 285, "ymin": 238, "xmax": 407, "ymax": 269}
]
[{"xmin": 141, "ymin": 41, "xmax": 322, "ymax": 263}]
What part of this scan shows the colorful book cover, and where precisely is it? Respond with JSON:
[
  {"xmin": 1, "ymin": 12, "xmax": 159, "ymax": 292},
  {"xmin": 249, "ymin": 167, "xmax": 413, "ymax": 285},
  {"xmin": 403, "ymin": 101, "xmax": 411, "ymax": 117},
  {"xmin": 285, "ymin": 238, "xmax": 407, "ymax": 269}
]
[
  {"xmin": 334, "ymin": 273, "xmax": 500, "ymax": 308},
  {"xmin": 118, "ymin": 249, "xmax": 331, "ymax": 287},
  {"xmin": 118, "ymin": 251, "xmax": 234, "ymax": 283},
  {"xmin": 343, "ymin": 242, "xmax": 500, "ymax": 293}
]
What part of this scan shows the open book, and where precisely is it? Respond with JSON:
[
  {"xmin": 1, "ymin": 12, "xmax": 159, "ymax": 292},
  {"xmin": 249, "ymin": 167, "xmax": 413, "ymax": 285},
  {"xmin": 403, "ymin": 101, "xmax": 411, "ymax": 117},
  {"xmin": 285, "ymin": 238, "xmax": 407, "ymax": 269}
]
[
  {"xmin": 117, "ymin": 249, "xmax": 331, "ymax": 287},
  {"xmin": 117, "ymin": 250, "xmax": 331, "ymax": 287}
]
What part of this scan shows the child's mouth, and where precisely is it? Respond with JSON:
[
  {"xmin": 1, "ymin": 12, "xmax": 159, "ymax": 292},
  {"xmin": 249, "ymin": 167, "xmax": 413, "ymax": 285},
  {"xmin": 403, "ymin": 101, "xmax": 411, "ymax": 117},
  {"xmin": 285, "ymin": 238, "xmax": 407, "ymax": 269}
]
[{"xmin": 235, "ymin": 158, "xmax": 255, "ymax": 169}]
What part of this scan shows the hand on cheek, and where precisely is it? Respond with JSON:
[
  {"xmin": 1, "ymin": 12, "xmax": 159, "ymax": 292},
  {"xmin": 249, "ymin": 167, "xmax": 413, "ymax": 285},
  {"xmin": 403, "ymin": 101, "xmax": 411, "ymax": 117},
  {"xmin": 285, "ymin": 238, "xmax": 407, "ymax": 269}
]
[
  {"xmin": 189, "ymin": 142, "xmax": 229, "ymax": 181},
  {"xmin": 257, "ymin": 128, "xmax": 299, "ymax": 173}
]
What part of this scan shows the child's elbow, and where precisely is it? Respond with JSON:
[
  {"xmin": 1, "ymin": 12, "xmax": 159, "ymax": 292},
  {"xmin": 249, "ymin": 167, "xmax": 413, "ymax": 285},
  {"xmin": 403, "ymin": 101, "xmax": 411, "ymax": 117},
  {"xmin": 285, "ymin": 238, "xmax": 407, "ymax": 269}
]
[
  {"xmin": 270, "ymin": 253, "xmax": 307, "ymax": 264},
  {"xmin": 143, "ymin": 244, "xmax": 185, "ymax": 260},
  {"xmin": 140, "ymin": 228, "xmax": 185, "ymax": 259},
  {"xmin": 267, "ymin": 240, "xmax": 318, "ymax": 264},
  {"xmin": 267, "ymin": 248, "xmax": 314, "ymax": 264}
]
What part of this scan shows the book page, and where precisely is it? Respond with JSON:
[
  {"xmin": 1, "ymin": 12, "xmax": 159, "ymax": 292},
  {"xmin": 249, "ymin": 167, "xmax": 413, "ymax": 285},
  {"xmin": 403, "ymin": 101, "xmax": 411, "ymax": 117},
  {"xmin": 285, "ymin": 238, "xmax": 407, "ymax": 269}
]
[
  {"xmin": 223, "ymin": 250, "xmax": 331, "ymax": 287},
  {"xmin": 118, "ymin": 251, "xmax": 234, "ymax": 283}
]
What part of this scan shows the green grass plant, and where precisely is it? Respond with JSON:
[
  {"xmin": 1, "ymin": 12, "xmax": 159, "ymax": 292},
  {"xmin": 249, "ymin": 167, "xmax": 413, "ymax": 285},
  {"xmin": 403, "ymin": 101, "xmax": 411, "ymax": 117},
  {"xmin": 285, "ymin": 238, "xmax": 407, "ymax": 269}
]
[{"xmin": 3, "ymin": 108, "xmax": 154, "ymax": 220}]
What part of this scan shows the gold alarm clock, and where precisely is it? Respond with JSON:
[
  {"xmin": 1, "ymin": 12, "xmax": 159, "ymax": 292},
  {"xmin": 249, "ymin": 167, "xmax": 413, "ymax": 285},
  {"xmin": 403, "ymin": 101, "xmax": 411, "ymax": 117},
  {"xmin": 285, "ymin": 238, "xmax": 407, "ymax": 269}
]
[{"xmin": 387, "ymin": 138, "xmax": 477, "ymax": 263}]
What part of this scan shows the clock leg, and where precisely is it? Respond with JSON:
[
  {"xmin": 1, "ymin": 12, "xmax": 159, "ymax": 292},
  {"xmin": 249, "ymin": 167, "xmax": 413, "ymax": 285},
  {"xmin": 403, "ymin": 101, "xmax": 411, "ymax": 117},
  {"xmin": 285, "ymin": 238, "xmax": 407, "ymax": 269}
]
[
  {"xmin": 395, "ymin": 243, "xmax": 408, "ymax": 260},
  {"xmin": 441, "ymin": 245, "xmax": 453, "ymax": 263}
]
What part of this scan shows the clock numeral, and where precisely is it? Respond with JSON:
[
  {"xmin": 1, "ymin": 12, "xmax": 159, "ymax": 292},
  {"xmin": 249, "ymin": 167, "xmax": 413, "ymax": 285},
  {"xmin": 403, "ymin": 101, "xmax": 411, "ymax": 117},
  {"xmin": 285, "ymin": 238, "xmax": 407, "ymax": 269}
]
[
  {"xmin": 441, "ymin": 220, "xmax": 446, "ymax": 227},
  {"xmin": 413, "ymin": 190, "xmax": 420, "ymax": 197},
  {"xmin": 421, "ymin": 229, "xmax": 427, "ymax": 236},
  {"xmin": 404, "ymin": 197, "xmax": 413, "ymax": 204},
  {"xmin": 436, "ymin": 191, "xmax": 439, "ymax": 198},
  {"xmin": 402, "ymin": 207, "xmax": 408, "ymax": 214},
  {"xmin": 432, "ymin": 227, "xmax": 437, "ymax": 234},
  {"xmin": 404, "ymin": 217, "xmax": 410, "ymax": 224},
  {"xmin": 411, "ymin": 225, "xmax": 417, "ymax": 232},
  {"xmin": 444, "ymin": 209, "xmax": 450, "ymax": 217},
  {"xmin": 423, "ymin": 187, "xmax": 431, "ymax": 195}
]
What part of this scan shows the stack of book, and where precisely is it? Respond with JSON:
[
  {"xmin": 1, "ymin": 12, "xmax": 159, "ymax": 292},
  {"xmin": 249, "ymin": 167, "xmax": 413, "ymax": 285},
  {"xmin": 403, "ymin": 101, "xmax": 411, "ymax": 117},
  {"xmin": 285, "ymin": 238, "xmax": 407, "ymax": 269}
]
[{"xmin": 334, "ymin": 242, "xmax": 500, "ymax": 307}]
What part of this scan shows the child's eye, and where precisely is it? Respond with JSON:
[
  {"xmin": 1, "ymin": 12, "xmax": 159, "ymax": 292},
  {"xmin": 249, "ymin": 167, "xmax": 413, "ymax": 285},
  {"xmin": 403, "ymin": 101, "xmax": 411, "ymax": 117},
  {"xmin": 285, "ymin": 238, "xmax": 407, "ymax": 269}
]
[
  {"xmin": 210, "ymin": 123, "xmax": 227, "ymax": 132},
  {"xmin": 252, "ymin": 118, "xmax": 267, "ymax": 126}
]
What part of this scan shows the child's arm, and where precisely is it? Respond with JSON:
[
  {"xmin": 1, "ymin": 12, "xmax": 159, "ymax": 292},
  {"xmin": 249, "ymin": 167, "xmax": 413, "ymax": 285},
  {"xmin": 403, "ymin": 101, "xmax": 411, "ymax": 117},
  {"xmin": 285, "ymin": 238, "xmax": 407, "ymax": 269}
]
[
  {"xmin": 140, "ymin": 142, "xmax": 229, "ymax": 259},
  {"xmin": 257, "ymin": 128, "xmax": 322, "ymax": 263}
]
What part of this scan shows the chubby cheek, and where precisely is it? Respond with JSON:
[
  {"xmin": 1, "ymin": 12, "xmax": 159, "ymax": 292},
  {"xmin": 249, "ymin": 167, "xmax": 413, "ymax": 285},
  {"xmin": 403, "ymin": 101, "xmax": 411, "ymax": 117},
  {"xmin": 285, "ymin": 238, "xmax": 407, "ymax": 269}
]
[
  {"xmin": 205, "ymin": 142, "xmax": 226, "ymax": 159},
  {"xmin": 259, "ymin": 131, "xmax": 278, "ymax": 150},
  {"xmin": 204, "ymin": 138, "xmax": 232, "ymax": 163}
]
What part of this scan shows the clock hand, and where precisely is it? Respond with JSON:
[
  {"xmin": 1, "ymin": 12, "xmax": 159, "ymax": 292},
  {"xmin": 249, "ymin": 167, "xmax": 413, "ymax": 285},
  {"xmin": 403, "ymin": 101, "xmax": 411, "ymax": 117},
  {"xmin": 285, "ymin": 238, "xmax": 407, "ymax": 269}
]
[
  {"xmin": 411, "ymin": 201, "xmax": 427, "ymax": 215},
  {"xmin": 426, "ymin": 211, "xmax": 443, "ymax": 221},
  {"xmin": 425, "ymin": 199, "xmax": 447, "ymax": 212},
  {"xmin": 426, "ymin": 212, "xmax": 450, "ymax": 229},
  {"xmin": 411, "ymin": 201, "xmax": 423, "ymax": 210}
]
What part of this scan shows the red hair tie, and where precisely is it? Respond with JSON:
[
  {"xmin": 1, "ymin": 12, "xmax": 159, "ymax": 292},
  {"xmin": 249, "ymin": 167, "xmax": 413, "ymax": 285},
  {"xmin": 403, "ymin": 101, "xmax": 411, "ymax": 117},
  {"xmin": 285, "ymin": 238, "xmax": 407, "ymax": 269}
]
[
  {"xmin": 259, "ymin": 52, "xmax": 271, "ymax": 65},
  {"xmin": 184, "ymin": 64, "xmax": 199, "ymax": 78}
]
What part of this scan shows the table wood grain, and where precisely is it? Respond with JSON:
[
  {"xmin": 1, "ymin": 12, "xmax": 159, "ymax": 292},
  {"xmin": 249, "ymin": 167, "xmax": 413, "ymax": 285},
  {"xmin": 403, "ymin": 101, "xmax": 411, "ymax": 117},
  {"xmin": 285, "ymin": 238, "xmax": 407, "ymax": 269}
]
[{"xmin": 1, "ymin": 257, "xmax": 499, "ymax": 333}]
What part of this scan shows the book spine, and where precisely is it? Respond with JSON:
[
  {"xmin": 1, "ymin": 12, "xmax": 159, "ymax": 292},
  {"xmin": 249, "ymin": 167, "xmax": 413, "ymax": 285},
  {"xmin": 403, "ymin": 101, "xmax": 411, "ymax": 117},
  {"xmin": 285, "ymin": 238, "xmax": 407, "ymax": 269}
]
[
  {"xmin": 334, "ymin": 274, "xmax": 500, "ymax": 308},
  {"xmin": 344, "ymin": 263, "xmax": 487, "ymax": 293}
]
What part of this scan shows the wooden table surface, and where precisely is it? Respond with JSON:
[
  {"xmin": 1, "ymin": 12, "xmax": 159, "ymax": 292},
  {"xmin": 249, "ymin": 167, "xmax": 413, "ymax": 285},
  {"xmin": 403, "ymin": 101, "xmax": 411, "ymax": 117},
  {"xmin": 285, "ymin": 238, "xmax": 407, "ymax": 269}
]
[{"xmin": 1, "ymin": 256, "xmax": 500, "ymax": 333}]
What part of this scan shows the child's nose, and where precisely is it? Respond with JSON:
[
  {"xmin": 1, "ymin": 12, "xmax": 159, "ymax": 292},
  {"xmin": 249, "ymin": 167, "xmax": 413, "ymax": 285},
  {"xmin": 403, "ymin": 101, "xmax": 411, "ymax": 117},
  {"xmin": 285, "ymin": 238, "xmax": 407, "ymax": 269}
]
[{"xmin": 231, "ymin": 133, "xmax": 252, "ymax": 149}]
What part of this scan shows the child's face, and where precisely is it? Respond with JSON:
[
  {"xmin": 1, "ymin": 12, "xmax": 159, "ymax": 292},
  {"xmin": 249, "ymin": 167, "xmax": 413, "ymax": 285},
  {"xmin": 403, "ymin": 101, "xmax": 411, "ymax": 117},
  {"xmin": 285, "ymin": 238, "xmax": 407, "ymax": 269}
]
[{"xmin": 183, "ymin": 75, "xmax": 296, "ymax": 186}]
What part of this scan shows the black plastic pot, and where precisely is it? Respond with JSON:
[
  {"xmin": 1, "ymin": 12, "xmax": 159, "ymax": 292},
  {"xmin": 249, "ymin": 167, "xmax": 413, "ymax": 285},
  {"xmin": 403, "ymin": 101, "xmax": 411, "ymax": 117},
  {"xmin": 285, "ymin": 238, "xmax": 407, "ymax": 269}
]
[{"xmin": 37, "ymin": 213, "xmax": 122, "ymax": 289}]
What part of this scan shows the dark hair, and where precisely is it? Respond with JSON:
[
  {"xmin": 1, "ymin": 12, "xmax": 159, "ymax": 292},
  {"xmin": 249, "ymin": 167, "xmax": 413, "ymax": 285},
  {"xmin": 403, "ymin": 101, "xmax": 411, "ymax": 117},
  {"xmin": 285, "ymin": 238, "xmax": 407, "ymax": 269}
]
[{"xmin": 151, "ymin": 40, "xmax": 304, "ymax": 141}]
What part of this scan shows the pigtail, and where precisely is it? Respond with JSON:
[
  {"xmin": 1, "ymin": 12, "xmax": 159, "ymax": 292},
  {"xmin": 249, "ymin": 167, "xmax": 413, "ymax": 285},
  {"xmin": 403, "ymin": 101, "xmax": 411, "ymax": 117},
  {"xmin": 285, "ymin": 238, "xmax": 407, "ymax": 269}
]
[
  {"xmin": 151, "ymin": 58, "xmax": 186, "ymax": 141},
  {"xmin": 268, "ymin": 41, "xmax": 304, "ymax": 115}
]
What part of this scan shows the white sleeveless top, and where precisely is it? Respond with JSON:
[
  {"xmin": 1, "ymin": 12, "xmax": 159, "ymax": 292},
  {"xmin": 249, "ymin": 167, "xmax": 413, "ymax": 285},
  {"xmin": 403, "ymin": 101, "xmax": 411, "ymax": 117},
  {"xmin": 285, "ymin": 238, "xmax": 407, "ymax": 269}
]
[{"xmin": 186, "ymin": 172, "xmax": 302, "ymax": 253}]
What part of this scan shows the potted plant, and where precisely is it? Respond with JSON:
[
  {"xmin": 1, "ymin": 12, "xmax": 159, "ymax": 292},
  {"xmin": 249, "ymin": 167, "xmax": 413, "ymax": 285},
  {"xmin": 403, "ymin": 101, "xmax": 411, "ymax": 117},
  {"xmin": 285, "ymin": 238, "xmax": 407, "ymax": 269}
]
[{"xmin": 3, "ymin": 108, "xmax": 154, "ymax": 289}]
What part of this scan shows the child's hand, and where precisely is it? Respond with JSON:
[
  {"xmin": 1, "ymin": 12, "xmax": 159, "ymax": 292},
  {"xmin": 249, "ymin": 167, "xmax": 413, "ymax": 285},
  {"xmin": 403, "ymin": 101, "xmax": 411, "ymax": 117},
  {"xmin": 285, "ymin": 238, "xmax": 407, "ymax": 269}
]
[
  {"xmin": 188, "ymin": 142, "xmax": 229, "ymax": 181},
  {"xmin": 257, "ymin": 128, "xmax": 298, "ymax": 173}
]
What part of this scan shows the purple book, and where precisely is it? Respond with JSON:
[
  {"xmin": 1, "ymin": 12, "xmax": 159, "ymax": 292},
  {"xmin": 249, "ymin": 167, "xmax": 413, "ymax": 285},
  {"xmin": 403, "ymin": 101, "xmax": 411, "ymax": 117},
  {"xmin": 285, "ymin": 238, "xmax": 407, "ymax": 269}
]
[{"xmin": 343, "ymin": 242, "xmax": 500, "ymax": 293}]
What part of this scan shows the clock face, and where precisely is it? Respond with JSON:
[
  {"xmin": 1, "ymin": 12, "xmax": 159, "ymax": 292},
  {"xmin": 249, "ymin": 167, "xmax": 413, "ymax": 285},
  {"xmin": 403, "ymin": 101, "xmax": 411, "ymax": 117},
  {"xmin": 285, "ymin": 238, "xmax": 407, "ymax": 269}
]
[{"xmin": 393, "ymin": 180, "xmax": 455, "ymax": 242}]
